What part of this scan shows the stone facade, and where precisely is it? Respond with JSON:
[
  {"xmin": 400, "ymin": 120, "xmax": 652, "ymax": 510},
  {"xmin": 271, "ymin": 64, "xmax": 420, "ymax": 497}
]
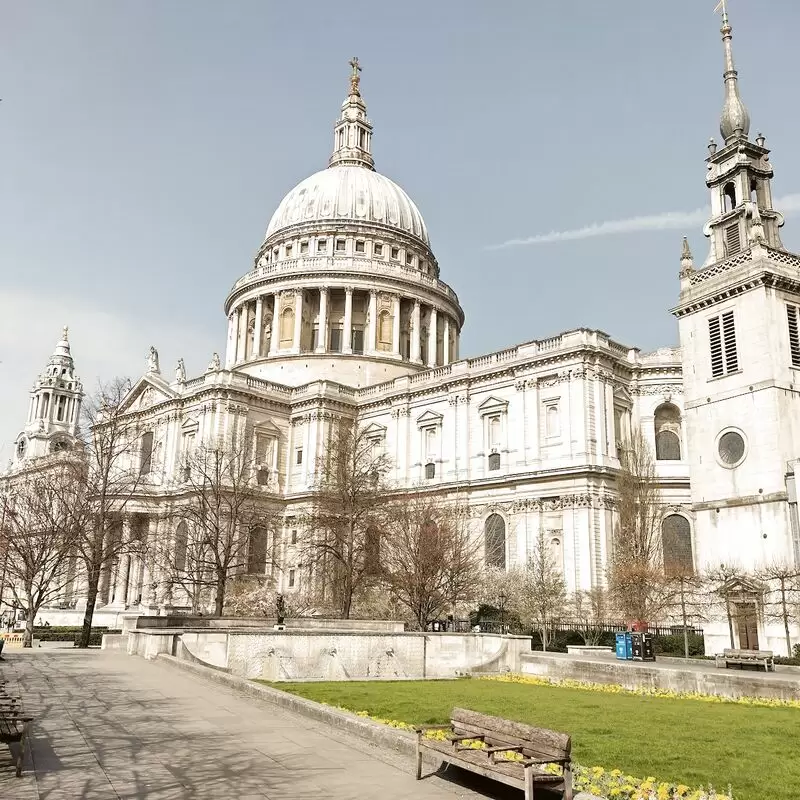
[{"xmin": 4, "ymin": 16, "xmax": 800, "ymax": 655}]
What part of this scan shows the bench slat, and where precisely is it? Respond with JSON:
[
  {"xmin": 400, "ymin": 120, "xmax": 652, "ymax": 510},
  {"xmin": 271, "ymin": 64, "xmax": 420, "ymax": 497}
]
[{"xmin": 451, "ymin": 708, "xmax": 571, "ymax": 758}]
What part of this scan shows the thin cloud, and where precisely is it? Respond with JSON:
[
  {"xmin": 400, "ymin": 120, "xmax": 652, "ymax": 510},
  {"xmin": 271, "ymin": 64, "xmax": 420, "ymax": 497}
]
[{"xmin": 487, "ymin": 193, "xmax": 800, "ymax": 249}]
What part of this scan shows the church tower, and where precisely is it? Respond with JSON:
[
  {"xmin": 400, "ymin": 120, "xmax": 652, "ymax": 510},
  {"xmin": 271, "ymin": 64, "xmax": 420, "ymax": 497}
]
[
  {"xmin": 12, "ymin": 327, "xmax": 84, "ymax": 466},
  {"xmin": 673, "ymin": 7, "xmax": 800, "ymax": 650}
]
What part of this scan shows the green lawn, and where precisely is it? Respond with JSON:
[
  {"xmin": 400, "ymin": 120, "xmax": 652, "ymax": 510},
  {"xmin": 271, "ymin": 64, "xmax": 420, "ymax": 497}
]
[{"xmin": 265, "ymin": 679, "xmax": 799, "ymax": 800}]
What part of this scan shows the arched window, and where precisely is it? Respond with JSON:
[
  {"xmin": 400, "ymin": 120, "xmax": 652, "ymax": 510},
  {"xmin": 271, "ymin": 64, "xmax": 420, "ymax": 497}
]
[
  {"xmin": 174, "ymin": 522, "xmax": 188, "ymax": 573},
  {"xmin": 654, "ymin": 403, "xmax": 682, "ymax": 461},
  {"xmin": 425, "ymin": 461, "xmax": 436, "ymax": 480},
  {"xmin": 248, "ymin": 526, "xmax": 269, "ymax": 574},
  {"xmin": 484, "ymin": 514, "xmax": 506, "ymax": 569},
  {"xmin": 488, "ymin": 452, "xmax": 501, "ymax": 471},
  {"xmin": 723, "ymin": 181, "xmax": 736, "ymax": 213},
  {"xmin": 662, "ymin": 515, "xmax": 694, "ymax": 576},
  {"xmin": 139, "ymin": 432, "xmax": 154, "ymax": 476}
]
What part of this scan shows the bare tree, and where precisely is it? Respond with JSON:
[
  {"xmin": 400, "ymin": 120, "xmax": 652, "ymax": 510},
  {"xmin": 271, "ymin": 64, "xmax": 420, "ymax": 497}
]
[
  {"xmin": 170, "ymin": 440, "xmax": 278, "ymax": 615},
  {"xmin": 570, "ymin": 587, "xmax": 610, "ymax": 646},
  {"xmin": 73, "ymin": 379, "xmax": 144, "ymax": 648},
  {"xmin": 608, "ymin": 429, "xmax": 667, "ymax": 624},
  {"xmin": 0, "ymin": 464, "xmax": 82, "ymax": 646},
  {"xmin": 518, "ymin": 533, "xmax": 567, "ymax": 651},
  {"xmin": 153, "ymin": 515, "xmax": 211, "ymax": 614},
  {"xmin": 756, "ymin": 560, "xmax": 800, "ymax": 657},
  {"xmin": 300, "ymin": 421, "xmax": 392, "ymax": 619},
  {"xmin": 382, "ymin": 492, "xmax": 482, "ymax": 631},
  {"xmin": 479, "ymin": 538, "xmax": 567, "ymax": 650}
]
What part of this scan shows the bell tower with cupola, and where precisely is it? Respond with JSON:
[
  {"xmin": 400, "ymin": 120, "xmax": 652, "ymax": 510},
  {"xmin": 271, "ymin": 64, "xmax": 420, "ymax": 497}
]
[
  {"xmin": 672, "ymin": 6, "xmax": 800, "ymax": 644},
  {"xmin": 12, "ymin": 327, "xmax": 84, "ymax": 467}
]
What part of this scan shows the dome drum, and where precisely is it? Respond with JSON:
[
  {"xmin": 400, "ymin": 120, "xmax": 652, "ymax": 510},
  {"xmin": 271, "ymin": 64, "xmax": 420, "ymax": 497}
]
[{"xmin": 225, "ymin": 60, "xmax": 463, "ymax": 388}]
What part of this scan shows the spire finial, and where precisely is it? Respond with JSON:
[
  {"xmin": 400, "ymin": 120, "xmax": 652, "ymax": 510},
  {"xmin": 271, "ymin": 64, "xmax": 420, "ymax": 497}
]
[
  {"xmin": 349, "ymin": 56, "xmax": 362, "ymax": 96},
  {"xmin": 680, "ymin": 237, "xmax": 695, "ymax": 279},
  {"xmin": 62, "ymin": 325, "xmax": 69, "ymax": 341},
  {"xmin": 715, "ymin": 0, "xmax": 751, "ymax": 144}
]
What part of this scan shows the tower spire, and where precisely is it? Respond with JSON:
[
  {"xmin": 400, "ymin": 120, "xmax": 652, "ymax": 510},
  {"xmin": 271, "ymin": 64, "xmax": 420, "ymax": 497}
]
[
  {"xmin": 716, "ymin": 0, "xmax": 751, "ymax": 143},
  {"xmin": 329, "ymin": 57, "xmax": 375, "ymax": 170}
]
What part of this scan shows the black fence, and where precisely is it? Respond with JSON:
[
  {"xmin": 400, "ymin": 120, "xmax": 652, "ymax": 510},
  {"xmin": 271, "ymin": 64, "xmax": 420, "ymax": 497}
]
[{"xmin": 427, "ymin": 618, "xmax": 704, "ymax": 638}]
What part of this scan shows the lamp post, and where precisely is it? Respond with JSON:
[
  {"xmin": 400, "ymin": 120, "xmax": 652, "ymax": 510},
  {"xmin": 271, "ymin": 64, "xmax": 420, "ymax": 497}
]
[{"xmin": 498, "ymin": 591, "xmax": 507, "ymax": 635}]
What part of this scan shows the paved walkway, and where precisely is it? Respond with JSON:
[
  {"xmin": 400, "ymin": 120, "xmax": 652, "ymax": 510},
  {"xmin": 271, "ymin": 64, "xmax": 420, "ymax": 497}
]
[{"xmin": 0, "ymin": 650, "xmax": 515, "ymax": 800}]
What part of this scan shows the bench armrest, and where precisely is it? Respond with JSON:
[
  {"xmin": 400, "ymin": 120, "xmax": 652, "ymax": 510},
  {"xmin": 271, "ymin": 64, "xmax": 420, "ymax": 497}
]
[{"xmin": 522, "ymin": 757, "xmax": 571, "ymax": 766}]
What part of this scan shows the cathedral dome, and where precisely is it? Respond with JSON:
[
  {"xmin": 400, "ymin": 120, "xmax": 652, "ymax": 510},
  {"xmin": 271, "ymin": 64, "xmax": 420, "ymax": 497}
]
[{"xmin": 264, "ymin": 165, "xmax": 430, "ymax": 247}]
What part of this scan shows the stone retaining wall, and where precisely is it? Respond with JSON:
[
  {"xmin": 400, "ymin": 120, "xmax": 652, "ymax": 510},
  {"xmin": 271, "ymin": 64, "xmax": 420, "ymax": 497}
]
[
  {"xmin": 126, "ymin": 627, "xmax": 530, "ymax": 680},
  {"xmin": 521, "ymin": 652, "xmax": 800, "ymax": 700}
]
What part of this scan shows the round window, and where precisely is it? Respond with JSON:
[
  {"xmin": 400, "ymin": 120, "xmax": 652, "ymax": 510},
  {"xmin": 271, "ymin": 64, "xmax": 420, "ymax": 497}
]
[{"xmin": 718, "ymin": 430, "xmax": 746, "ymax": 467}]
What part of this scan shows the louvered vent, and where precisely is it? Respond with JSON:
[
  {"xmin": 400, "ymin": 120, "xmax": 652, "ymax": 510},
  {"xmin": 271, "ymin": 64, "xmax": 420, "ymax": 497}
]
[
  {"xmin": 725, "ymin": 223, "xmax": 742, "ymax": 255},
  {"xmin": 709, "ymin": 316, "xmax": 724, "ymax": 377},
  {"xmin": 787, "ymin": 304, "xmax": 800, "ymax": 367},
  {"xmin": 722, "ymin": 310, "xmax": 738, "ymax": 372}
]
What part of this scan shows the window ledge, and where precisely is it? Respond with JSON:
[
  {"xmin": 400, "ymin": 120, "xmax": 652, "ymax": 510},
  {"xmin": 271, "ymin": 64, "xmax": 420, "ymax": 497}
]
[{"xmin": 707, "ymin": 369, "xmax": 743, "ymax": 383}]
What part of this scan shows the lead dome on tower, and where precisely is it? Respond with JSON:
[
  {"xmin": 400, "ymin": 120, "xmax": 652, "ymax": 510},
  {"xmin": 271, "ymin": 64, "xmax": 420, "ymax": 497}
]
[{"xmin": 264, "ymin": 166, "xmax": 430, "ymax": 247}]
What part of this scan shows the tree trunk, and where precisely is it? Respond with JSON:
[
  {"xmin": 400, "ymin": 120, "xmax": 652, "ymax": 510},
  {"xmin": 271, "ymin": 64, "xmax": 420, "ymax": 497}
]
[
  {"xmin": 23, "ymin": 593, "xmax": 35, "ymax": 648},
  {"xmin": 680, "ymin": 579, "xmax": 689, "ymax": 659},
  {"xmin": 780, "ymin": 583, "xmax": 792, "ymax": 658},
  {"xmin": 541, "ymin": 623, "xmax": 548, "ymax": 652},
  {"xmin": 78, "ymin": 568, "xmax": 101, "ymax": 648},
  {"xmin": 214, "ymin": 571, "xmax": 226, "ymax": 616},
  {"xmin": 725, "ymin": 599, "xmax": 735, "ymax": 648}
]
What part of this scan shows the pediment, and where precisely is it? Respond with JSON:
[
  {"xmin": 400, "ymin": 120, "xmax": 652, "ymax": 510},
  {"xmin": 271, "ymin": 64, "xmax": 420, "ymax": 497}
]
[
  {"xmin": 477, "ymin": 396, "xmax": 509, "ymax": 416},
  {"xmin": 181, "ymin": 416, "xmax": 199, "ymax": 431},
  {"xmin": 121, "ymin": 374, "xmax": 177, "ymax": 413},
  {"xmin": 363, "ymin": 422, "xmax": 387, "ymax": 437},
  {"xmin": 253, "ymin": 418, "xmax": 281, "ymax": 435},
  {"xmin": 416, "ymin": 409, "xmax": 443, "ymax": 428},
  {"xmin": 722, "ymin": 576, "xmax": 766, "ymax": 595},
  {"xmin": 613, "ymin": 385, "xmax": 632, "ymax": 406}
]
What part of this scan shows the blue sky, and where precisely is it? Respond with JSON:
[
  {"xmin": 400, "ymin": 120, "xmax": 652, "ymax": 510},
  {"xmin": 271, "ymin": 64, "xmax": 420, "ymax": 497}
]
[{"xmin": 2, "ymin": 0, "xmax": 799, "ymax": 459}]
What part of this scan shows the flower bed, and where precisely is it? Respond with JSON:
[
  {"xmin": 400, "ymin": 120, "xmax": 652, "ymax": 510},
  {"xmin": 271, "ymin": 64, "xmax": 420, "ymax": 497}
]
[
  {"xmin": 328, "ymin": 706, "xmax": 734, "ymax": 800},
  {"xmin": 481, "ymin": 673, "xmax": 800, "ymax": 709}
]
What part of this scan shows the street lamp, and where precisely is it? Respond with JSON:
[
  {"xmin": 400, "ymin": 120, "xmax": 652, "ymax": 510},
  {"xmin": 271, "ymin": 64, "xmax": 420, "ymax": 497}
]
[{"xmin": 498, "ymin": 591, "xmax": 507, "ymax": 634}]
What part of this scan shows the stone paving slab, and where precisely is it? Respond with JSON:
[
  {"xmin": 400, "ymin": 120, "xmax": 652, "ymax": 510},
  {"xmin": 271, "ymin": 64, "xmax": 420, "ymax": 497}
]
[{"xmin": 0, "ymin": 651, "xmax": 529, "ymax": 800}]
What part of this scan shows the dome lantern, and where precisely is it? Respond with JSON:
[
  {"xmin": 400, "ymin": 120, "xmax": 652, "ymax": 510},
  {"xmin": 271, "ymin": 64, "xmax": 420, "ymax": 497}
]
[{"xmin": 329, "ymin": 57, "xmax": 375, "ymax": 171}]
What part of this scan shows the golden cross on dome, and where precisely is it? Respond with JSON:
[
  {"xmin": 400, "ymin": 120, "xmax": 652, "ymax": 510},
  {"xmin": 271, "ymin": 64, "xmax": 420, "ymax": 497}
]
[{"xmin": 349, "ymin": 56, "xmax": 362, "ymax": 94}]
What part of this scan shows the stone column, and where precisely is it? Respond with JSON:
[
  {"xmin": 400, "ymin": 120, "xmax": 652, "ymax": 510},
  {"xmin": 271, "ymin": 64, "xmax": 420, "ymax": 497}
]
[
  {"xmin": 392, "ymin": 294, "xmax": 401, "ymax": 356},
  {"xmin": 411, "ymin": 300, "xmax": 422, "ymax": 363},
  {"xmin": 343, "ymin": 286, "xmax": 354, "ymax": 354},
  {"xmin": 427, "ymin": 307, "xmax": 438, "ymax": 367},
  {"xmin": 236, "ymin": 305, "xmax": 248, "ymax": 363},
  {"xmin": 112, "ymin": 518, "xmax": 131, "ymax": 606},
  {"xmin": 225, "ymin": 313, "xmax": 236, "ymax": 368},
  {"xmin": 316, "ymin": 288, "xmax": 329, "ymax": 352},
  {"xmin": 269, "ymin": 293, "xmax": 279, "ymax": 355},
  {"xmin": 292, "ymin": 291, "xmax": 303, "ymax": 352},
  {"xmin": 443, "ymin": 316, "xmax": 451, "ymax": 365},
  {"xmin": 367, "ymin": 290, "xmax": 378, "ymax": 353},
  {"xmin": 253, "ymin": 296, "xmax": 264, "ymax": 358}
]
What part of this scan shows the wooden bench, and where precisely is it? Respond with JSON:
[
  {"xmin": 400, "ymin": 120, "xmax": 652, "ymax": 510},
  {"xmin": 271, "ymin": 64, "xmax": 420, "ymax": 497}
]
[
  {"xmin": 415, "ymin": 708, "xmax": 573, "ymax": 800},
  {"xmin": 0, "ymin": 689, "xmax": 33, "ymax": 776},
  {"xmin": 716, "ymin": 648, "xmax": 775, "ymax": 672}
]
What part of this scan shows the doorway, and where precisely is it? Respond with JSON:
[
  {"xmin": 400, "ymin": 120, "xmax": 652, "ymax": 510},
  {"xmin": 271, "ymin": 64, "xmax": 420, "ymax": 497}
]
[{"xmin": 735, "ymin": 602, "xmax": 759, "ymax": 650}]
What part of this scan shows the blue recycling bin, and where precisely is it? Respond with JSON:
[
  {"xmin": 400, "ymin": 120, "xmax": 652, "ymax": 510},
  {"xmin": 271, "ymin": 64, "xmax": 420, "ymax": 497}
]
[{"xmin": 615, "ymin": 632, "xmax": 633, "ymax": 660}]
